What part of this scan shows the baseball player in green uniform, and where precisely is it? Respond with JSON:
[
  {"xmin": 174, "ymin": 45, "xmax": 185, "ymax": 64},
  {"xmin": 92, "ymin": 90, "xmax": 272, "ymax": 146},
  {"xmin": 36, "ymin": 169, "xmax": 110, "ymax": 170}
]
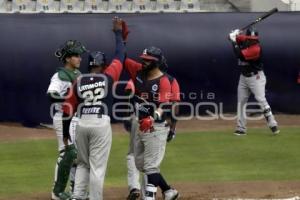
[{"xmin": 47, "ymin": 40, "xmax": 87, "ymax": 200}]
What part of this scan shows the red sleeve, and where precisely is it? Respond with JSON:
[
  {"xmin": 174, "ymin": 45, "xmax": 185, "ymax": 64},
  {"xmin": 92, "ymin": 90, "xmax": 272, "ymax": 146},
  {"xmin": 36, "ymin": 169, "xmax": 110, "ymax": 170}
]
[
  {"xmin": 236, "ymin": 34, "xmax": 259, "ymax": 44},
  {"xmin": 236, "ymin": 35, "xmax": 247, "ymax": 43},
  {"xmin": 63, "ymin": 83, "xmax": 78, "ymax": 116},
  {"xmin": 158, "ymin": 76, "xmax": 172, "ymax": 103},
  {"xmin": 125, "ymin": 58, "xmax": 142, "ymax": 80},
  {"xmin": 171, "ymin": 78, "xmax": 180, "ymax": 102},
  {"xmin": 125, "ymin": 79, "xmax": 135, "ymax": 93},
  {"xmin": 241, "ymin": 44, "xmax": 261, "ymax": 61},
  {"xmin": 236, "ymin": 35, "xmax": 259, "ymax": 44},
  {"xmin": 104, "ymin": 59, "xmax": 123, "ymax": 82}
]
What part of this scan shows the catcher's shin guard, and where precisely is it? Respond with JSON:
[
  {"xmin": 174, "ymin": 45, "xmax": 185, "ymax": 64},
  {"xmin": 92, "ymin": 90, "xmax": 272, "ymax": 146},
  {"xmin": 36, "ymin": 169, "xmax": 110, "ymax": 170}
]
[
  {"xmin": 53, "ymin": 144, "xmax": 77, "ymax": 196},
  {"xmin": 141, "ymin": 174, "xmax": 148, "ymax": 199},
  {"xmin": 145, "ymin": 184, "xmax": 157, "ymax": 200},
  {"xmin": 69, "ymin": 163, "xmax": 77, "ymax": 193}
]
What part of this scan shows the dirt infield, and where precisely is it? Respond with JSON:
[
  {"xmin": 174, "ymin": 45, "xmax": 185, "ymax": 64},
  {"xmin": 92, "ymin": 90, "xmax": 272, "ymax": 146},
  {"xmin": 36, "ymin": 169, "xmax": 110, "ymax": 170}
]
[
  {"xmin": 3, "ymin": 181, "xmax": 300, "ymax": 200},
  {"xmin": 1, "ymin": 114, "xmax": 300, "ymax": 199}
]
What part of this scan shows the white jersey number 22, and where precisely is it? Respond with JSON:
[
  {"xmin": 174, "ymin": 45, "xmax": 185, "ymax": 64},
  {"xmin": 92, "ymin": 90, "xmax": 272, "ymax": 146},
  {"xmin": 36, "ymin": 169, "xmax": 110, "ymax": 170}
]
[{"xmin": 82, "ymin": 88, "xmax": 105, "ymax": 106}]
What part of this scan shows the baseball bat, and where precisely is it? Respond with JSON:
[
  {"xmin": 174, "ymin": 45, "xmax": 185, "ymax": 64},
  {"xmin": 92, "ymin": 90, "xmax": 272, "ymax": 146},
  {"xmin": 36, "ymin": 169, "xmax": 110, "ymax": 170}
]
[{"xmin": 241, "ymin": 7, "xmax": 278, "ymax": 30}]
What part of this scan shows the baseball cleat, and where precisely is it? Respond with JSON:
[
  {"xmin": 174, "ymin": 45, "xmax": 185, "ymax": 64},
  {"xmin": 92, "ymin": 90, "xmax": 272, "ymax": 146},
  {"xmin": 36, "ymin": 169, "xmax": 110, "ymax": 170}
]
[
  {"xmin": 270, "ymin": 126, "xmax": 280, "ymax": 134},
  {"xmin": 51, "ymin": 192, "xmax": 71, "ymax": 200},
  {"xmin": 72, "ymin": 198, "xmax": 89, "ymax": 200},
  {"xmin": 163, "ymin": 188, "xmax": 179, "ymax": 200},
  {"xmin": 51, "ymin": 193, "xmax": 60, "ymax": 200},
  {"xmin": 234, "ymin": 130, "xmax": 246, "ymax": 136},
  {"xmin": 127, "ymin": 188, "xmax": 141, "ymax": 200}
]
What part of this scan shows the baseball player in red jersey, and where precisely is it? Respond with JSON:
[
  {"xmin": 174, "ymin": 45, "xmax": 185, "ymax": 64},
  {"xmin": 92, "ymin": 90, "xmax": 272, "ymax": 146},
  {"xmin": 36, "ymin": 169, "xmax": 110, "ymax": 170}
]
[
  {"xmin": 124, "ymin": 73, "xmax": 180, "ymax": 200},
  {"xmin": 47, "ymin": 40, "xmax": 87, "ymax": 200},
  {"xmin": 61, "ymin": 17, "xmax": 127, "ymax": 200},
  {"xmin": 124, "ymin": 46, "xmax": 180, "ymax": 200},
  {"xmin": 229, "ymin": 27, "xmax": 280, "ymax": 135}
]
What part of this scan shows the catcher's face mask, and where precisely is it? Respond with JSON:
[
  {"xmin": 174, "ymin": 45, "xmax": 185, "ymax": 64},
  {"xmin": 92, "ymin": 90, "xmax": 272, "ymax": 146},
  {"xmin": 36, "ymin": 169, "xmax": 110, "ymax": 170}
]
[{"xmin": 55, "ymin": 40, "xmax": 87, "ymax": 62}]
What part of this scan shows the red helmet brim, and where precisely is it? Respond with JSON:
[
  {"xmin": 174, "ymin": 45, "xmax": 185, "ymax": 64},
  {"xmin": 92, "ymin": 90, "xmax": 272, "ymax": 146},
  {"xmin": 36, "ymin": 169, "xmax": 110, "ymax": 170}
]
[{"xmin": 140, "ymin": 54, "xmax": 159, "ymax": 61}]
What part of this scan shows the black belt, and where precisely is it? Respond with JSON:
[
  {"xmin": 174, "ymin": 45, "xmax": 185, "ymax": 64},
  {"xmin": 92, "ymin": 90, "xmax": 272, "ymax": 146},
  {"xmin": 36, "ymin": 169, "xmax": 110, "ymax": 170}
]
[{"xmin": 242, "ymin": 71, "xmax": 259, "ymax": 77}]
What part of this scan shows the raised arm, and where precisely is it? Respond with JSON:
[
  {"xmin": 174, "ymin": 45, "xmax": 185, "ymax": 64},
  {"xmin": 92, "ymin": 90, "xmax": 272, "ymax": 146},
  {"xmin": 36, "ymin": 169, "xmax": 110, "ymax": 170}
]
[{"xmin": 104, "ymin": 17, "xmax": 126, "ymax": 82}]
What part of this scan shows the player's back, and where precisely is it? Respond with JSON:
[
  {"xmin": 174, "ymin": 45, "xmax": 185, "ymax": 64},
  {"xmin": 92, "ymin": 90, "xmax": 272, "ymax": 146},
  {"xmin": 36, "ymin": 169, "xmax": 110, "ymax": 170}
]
[{"xmin": 75, "ymin": 73, "xmax": 114, "ymax": 117}]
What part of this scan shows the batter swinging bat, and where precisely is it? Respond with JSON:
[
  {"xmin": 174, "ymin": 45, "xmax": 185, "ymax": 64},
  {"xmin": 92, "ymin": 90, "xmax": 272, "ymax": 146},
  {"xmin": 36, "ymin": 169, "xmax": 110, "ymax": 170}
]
[{"xmin": 241, "ymin": 8, "xmax": 278, "ymax": 30}]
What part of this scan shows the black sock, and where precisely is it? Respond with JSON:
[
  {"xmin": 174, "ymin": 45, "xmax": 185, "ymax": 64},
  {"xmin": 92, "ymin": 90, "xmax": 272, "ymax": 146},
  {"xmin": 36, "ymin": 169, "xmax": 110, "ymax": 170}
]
[
  {"xmin": 147, "ymin": 173, "xmax": 171, "ymax": 192},
  {"xmin": 157, "ymin": 173, "xmax": 171, "ymax": 192},
  {"xmin": 147, "ymin": 173, "xmax": 161, "ymax": 187}
]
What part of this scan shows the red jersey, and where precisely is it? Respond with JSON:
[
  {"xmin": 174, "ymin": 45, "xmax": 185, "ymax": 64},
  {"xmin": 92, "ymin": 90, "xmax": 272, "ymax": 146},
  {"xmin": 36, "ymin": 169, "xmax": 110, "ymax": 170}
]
[{"xmin": 125, "ymin": 58, "xmax": 180, "ymax": 121}]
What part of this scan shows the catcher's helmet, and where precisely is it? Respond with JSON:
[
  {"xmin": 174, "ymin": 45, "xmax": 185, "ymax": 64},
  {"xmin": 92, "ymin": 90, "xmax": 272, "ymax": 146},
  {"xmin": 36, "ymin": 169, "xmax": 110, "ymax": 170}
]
[
  {"xmin": 55, "ymin": 40, "xmax": 87, "ymax": 61},
  {"xmin": 140, "ymin": 46, "xmax": 164, "ymax": 66},
  {"xmin": 246, "ymin": 27, "xmax": 258, "ymax": 36}
]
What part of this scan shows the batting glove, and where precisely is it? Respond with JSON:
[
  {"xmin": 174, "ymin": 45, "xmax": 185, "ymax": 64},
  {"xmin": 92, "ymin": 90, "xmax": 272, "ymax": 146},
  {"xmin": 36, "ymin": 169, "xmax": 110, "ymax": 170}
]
[
  {"xmin": 229, "ymin": 29, "xmax": 240, "ymax": 42},
  {"xmin": 139, "ymin": 116, "xmax": 153, "ymax": 133},
  {"xmin": 122, "ymin": 20, "xmax": 129, "ymax": 41},
  {"xmin": 112, "ymin": 16, "xmax": 123, "ymax": 32}
]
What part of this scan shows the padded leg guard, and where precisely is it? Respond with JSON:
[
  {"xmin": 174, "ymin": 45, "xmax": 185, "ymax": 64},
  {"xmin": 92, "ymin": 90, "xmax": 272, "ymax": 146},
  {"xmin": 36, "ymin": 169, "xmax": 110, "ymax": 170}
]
[
  {"xmin": 69, "ymin": 163, "xmax": 77, "ymax": 193},
  {"xmin": 53, "ymin": 144, "xmax": 77, "ymax": 196},
  {"xmin": 145, "ymin": 184, "xmax": 157, "ymax": 200}
]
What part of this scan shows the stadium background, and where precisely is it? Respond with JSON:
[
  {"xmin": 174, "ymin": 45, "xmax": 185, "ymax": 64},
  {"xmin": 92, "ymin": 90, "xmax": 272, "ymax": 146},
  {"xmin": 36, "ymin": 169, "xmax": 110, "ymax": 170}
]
[
  {"xmin": 0, "ymin": 12, "xmax": 300, "ymax": 124},
  {"xmin": 1, "ymin": 1, "xmax": 300, "ymax": 200}
]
